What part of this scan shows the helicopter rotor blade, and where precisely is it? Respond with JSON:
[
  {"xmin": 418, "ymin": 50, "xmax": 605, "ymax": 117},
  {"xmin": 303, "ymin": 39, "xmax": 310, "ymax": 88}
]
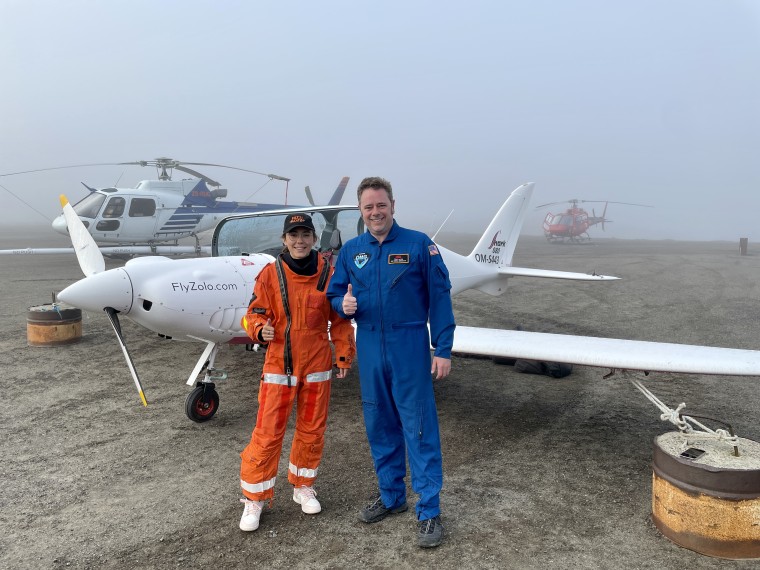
[
  {"xmin": 177, "ymin": 161, "xmax": 291, "ymax": 182},
  {"xmin": 602, "ymin": 201, "xmax": 653, "ymax": 207},
  {"xmin": 537, "ymin": 198, "xmax": 654, "ymax": 210},
  {"xmin": 535, "ymin": 201, "xmax": 569, "ymax": 209},
  {"xmin": 172, "ymin": 165, "xmax": 221, "ymax": 188},
  {"xmin": 0, "ymin": 163, "xmax": 121, "ymax": 177},
  {"xmin": 2, "ymin": 158, "xmax": 290, "ymax": 198}
]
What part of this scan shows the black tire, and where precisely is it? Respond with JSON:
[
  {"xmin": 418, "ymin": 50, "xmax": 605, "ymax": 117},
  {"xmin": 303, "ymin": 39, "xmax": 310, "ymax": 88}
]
[{"xmin": 185, "ymin": 384, "xmax": 219, "ymax": 423}]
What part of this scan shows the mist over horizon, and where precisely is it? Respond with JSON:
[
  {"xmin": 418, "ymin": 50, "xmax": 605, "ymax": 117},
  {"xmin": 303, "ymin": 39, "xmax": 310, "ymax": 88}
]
[{"xmin": 2, "ymin": 1, "xmax": 758, "ymax": 243}]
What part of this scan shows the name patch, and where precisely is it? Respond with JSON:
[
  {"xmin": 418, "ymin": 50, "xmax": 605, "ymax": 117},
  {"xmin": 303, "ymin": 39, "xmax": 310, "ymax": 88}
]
[{"xmin": 388, "ymin": 253, "xmax": 409, "ymax": 264}]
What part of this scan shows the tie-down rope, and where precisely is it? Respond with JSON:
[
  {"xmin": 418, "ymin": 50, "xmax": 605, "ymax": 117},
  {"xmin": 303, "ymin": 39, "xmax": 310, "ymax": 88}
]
[{"xmin": 630, "ymin": 379, "xmax": 739, "ymax": 452}]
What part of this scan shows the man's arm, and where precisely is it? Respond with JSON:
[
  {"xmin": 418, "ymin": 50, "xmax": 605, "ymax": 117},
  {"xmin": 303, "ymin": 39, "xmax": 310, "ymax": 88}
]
[{"xmin": 427, "ymin": 246, "xmax": 456, "ymax": 361}]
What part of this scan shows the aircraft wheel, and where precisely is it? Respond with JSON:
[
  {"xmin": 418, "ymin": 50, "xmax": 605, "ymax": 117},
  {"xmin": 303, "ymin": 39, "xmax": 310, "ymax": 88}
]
[{"xmin": 186, "ymin": 384, "xmax": 219, "ymax": 423}]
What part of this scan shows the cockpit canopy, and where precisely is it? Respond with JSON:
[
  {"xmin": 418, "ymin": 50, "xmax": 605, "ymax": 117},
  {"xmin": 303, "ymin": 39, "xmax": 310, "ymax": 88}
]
[{"xmin": 212, "ymin": 205, "xmax": 364, "ymax": 259}]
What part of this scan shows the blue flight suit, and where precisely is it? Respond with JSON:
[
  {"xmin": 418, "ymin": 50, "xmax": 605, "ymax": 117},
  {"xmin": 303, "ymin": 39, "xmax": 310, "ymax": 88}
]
[{"xmin": 327, "ymin": 220, "xmax": 456, "ymax": 520}]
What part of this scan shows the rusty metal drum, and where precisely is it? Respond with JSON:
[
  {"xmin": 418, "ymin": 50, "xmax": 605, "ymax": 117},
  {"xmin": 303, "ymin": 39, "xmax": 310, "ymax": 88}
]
[
  {"xmin": 652, "ymin": 431, "xmax": 760, "ymax": 559},
  {"xmin": 27, "ymin": 303, "xmax": 82, "ymax": 346}
]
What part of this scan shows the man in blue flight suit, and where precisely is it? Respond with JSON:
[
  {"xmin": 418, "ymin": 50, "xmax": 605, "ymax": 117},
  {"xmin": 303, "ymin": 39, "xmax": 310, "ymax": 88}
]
[{"xmin": 327, "ymin": 176, "xmax": 455, "ymax": 548}]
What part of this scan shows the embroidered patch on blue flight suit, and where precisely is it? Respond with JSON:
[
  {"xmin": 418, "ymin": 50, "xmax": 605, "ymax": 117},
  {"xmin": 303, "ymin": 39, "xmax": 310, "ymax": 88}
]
[
  {"xmin": 354, "ymin": 252, "xmax": 370, "ymax": 268},
  {"xmin": 428, "ymin": 245, "xmax": 439, "ymax": 256},
  {"xmin": 388, "ymin": 253, "xmax": 409, "ymax": 264}
]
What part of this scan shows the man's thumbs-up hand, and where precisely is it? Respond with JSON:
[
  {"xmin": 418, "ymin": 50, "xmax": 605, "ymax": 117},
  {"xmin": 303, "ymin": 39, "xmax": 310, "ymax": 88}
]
[{"xmin": 343, "ymin": 283, "xmax": 357, "ymax": 316}]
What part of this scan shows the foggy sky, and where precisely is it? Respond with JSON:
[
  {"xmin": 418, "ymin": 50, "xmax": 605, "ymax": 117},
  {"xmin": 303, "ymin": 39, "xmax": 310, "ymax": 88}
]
[{"xmin": 2, "ymin": 1, "xmax": 759, "ymax": 242}]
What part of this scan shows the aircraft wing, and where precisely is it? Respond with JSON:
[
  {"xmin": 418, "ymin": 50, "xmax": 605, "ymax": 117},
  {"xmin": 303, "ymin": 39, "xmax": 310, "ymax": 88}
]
[
  {"xmin": 498, "ymin": 267, "xmax": 619, "ymax": 281},
  {"xmin": 453, "ymin": 326, "xmax": 760, "ymax": 376}
]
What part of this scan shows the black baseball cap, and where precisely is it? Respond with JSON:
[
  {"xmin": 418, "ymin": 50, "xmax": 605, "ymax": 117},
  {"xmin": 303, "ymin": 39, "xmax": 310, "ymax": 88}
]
[{"xmin": 283, "ymin": 212, "xmax": 315, "ymax": 234}]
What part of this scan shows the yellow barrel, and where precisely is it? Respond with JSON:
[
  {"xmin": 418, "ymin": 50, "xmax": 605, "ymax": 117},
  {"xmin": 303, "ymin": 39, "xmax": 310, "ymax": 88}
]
[
  {"xmin": 652, "ymin": 431, "xmax": 760, "ymax": 559},
  {"xmin": 27, "ymin": 303, "xmax": 82, "ymax": 346}
]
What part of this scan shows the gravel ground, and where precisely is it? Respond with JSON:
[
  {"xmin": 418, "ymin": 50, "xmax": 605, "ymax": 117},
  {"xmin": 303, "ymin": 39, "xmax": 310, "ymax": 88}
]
[{"xmin": 2, "ymin": 228, "xmax": 759, "ymax": 569}]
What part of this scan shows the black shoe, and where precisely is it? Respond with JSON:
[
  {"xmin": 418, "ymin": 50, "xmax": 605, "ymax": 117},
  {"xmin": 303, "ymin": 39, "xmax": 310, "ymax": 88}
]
[
  {"xmin": 417, "ymin": 515, "xmax": 444, "ymax": 548},
  {"xmin": 358, "ymin": 493, "xmax": 408, "ymax": 523}
]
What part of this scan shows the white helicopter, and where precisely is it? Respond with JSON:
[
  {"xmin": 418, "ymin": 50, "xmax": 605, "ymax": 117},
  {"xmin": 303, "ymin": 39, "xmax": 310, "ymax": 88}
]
[
  {"xmin": 55, "ymin": 182, "xmax": 760, "ymax": 423},
  {"xmin": 0, "ymin": 157, "xmax": 349, "ymax": 256}
]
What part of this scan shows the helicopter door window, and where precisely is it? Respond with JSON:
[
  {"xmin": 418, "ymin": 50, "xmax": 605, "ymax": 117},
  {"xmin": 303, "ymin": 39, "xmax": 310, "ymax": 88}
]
[
  {"xmin": 95, "ymin": 220, "xmax": 120, "ymax": 231},
  {"xmin": 102, "ymin": 197, "xmax": 126, "ymax": 218},
  {"xmin": 129, "ymin": 198, "xmax": 156, "ymax": 217}
]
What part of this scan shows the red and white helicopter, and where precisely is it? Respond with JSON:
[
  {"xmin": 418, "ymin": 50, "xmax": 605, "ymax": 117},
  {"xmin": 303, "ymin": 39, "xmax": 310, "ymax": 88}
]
[
  {"xmin": 538, "ymin": 198, "xmax": 653, "ymax": 243},
  {"xmin": 54, "ymin": 183, "xmax": 760, "ymax": 423}
]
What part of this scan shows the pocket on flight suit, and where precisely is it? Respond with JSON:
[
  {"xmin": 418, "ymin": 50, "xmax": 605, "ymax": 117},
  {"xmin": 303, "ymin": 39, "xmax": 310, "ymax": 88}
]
[{"xmin": 305, "ymin": 293, "xmax": 327, "ymax": 329}]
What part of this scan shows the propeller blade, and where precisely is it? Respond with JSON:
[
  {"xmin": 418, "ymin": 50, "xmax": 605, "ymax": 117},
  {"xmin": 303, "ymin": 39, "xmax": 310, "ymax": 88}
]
[
  {"xmin": 305, "ymin": 185, "xmax": 315, "ymax": 206},
  {"xmin": 328, "ymin": 176, "xmax": 350, "ymax": 205},
  {"xmin": 60, "ymin": 194, "xmax": 105, "ymax": 277},
  {"xmin": 104, "ymin": 307, "xmax": 148, "ymax": 407}
]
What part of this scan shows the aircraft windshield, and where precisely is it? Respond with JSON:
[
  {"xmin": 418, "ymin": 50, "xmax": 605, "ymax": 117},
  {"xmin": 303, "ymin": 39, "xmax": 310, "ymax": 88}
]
[
  {"xmin": 213, "ymin": 207, "xmax": 364, "ymax": 258},
  {"xmin": 72, "ymin": 192, "xmax": 106, "ymax": 219}
]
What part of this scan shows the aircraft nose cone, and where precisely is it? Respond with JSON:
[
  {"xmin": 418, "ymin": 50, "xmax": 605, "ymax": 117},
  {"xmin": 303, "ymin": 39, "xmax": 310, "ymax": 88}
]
[
  {"xmin": 58, "ymin": 268, "xmax": 133, "ymax": 313},
  {"xmin": 51, "ymin": 214, "xmax": 69, "ymax": 235}
]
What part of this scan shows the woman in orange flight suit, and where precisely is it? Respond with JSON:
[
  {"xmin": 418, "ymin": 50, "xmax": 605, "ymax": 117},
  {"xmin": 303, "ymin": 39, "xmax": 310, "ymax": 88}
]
[{"xmin": 238, "ymin": 212, "xmax": 356, "ymax": 532}]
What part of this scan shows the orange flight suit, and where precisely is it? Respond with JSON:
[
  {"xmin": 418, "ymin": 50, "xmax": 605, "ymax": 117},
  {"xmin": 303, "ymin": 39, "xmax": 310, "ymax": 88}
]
[{"xmin": 239, "ymin": 254, "xmax": 355, "ymax": 501}]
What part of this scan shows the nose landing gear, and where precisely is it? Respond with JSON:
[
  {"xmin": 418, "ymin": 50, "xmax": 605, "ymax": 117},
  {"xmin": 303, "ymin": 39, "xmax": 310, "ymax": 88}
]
[{"xmin": 185, "ymin": 382, "xmax": 220, "ymax": 422}]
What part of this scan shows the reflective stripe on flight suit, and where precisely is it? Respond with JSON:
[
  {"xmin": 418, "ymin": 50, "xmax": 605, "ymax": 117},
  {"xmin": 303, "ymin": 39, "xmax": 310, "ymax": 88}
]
[
  {"xmin": 289, "ymin": 462, "xmax": 318, "ymax": 478},
  {"xmin": 240, "ymin": 475, "xmax": 276, "ymax": 495},
  {"xmin": 262, "ymin": 371, "xmax": 332, "ymax": 385}
]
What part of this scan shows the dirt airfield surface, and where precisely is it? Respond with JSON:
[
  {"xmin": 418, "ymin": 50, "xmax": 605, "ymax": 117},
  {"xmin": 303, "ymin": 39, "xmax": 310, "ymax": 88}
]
[{"xmin": 2, "ymin": 228, "xmax": 760, "ymax": 569}]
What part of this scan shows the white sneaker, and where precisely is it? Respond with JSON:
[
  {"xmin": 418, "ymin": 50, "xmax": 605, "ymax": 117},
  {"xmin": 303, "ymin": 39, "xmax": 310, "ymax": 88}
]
[
  {"xmin": 239, "ymin": 498, "xmax": 264, "ymax": 531},
  {"xmin": 293, "ymin": 486, "xmax": 322, "ymax": 514}
]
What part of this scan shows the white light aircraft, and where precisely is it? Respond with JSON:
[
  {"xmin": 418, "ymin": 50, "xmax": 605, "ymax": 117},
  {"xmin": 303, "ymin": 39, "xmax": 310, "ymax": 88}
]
[
  {"xmin": 0, "ymin": 157, "xmax": 349, "ymax": 256},
  {"xmin": 55, "ymin": 183, "xmax": 760, "ymax": 423}
]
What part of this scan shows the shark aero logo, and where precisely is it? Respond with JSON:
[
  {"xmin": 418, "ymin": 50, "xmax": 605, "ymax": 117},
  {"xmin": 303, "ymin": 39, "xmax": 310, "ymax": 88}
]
[{"xmin": 475, "ymin": 231, "xmax": 507, "ymax": 265}]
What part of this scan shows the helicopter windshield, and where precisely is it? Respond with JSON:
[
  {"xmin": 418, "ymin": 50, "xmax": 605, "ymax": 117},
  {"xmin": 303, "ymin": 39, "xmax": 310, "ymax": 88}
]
[
  {"xmin": 212, "ymin": 206, "xmax": 364, "ymax": 259},
  {"xmin": 72, "ymin": 192, "xmax": 106, "ymax": 219}
]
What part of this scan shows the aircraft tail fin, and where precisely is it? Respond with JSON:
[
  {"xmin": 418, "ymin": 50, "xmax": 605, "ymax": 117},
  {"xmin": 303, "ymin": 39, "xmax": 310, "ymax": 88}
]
[
  {"xmin": 180, "ymin": 179, "xmax": 217, "ymax": 207},
  {"xmin": 441, "ymin": 182, "xmax": 617, "ymax": 297},
  {"xmin": 467, "ymin": 182, "xmax": 534, "ymax": 267}
]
